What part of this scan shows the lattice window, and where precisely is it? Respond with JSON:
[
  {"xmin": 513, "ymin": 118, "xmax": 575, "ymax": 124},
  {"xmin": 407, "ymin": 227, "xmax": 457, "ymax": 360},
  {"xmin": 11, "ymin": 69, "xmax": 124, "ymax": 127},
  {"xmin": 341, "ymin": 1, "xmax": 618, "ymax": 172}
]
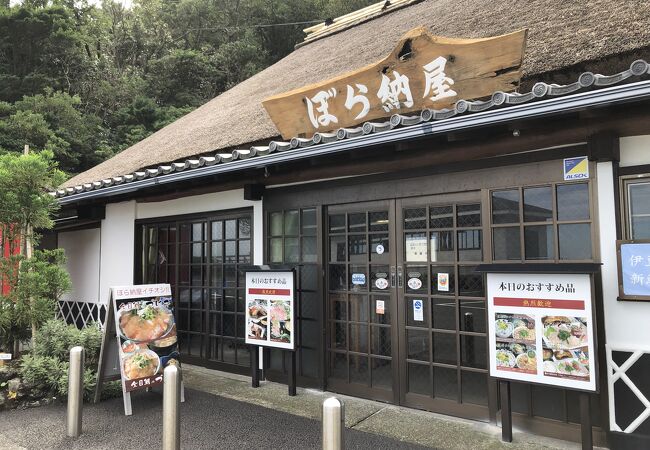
[{"xmin": 57, "ymin": 300, "xmax": 107, "ymax": 329}]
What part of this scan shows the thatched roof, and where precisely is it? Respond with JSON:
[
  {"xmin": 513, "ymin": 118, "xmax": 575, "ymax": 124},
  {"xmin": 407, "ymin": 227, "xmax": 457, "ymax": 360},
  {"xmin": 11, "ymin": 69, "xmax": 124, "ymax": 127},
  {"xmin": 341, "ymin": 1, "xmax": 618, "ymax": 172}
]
[{"xmin": 64, "ymin": 0, "xmax": 650, "ymax": 188}]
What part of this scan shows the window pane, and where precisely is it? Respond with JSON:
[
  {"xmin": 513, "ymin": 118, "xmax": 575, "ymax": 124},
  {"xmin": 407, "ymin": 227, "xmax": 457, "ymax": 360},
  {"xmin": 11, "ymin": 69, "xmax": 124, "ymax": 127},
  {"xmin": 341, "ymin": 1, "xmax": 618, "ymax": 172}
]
[
  {"xmin": 238, "ymin": 240, "xmax": 251, "ymax": 263},
  {"xmin": 493, "ymin": 227, "xmax": 521, "ymax": 260},
  {"xmin": 457, "ymin": 204, "xmax": 481, "ymax": 227},
  {"xmin": 407, "ymin": 297, "xmax": 429, "ymax": 327},
  {"xmin": 348, "ymin": 213, "xmax": 366, "ymax": 232},
  {"xmin": 432, "ymin": 332, "xmax": 457, "ymax": 365},
  {"xmin": 349, "ymin": 234, "xmax": 367, "ymax": 263},
  {"xmin": 238, "ymin": 217, "xmax": 251, "ymax": 238},
  {"xmin": 557, "ymin": 183, "xmax": 590, "ymax": 221},
  {"xmin": 284, "ymin": 210, "xmax": 299, "ymax": 235},
  {"xmin": 524, "ymin": 225, "xmax": 554, "ymax": 260},
  {"xmin": 301, "ymin": 236, "xmax": 317, "ymax": 262},
  {"xmin": 434, "ymin": 366, "xmax": 458, "ymax": 400},
  {"xmin": 408, "ymin": 363, "xmax": 430, "ymax": 395},
  {"xmin": 329, "ymin": 236, "xmax": 346, "ymax": 262},
  {"xmin": 404, "ymin": 208, "xmax": 427, "ymax": 229},
  {"xmin": 284, "ymin": 237, "xmax": 300, "ymax": 263},
  {"xmin": 432, "ymin": 297, "xmax": 455, "ymax": 330},
  {"xmin": 225, "ymin": 220, "xmax": 237, "ymax": 239},
  {"xmin": 559, "ymin": 224, "xmax": 592, "ymax": 260},
  {"xmin": 211, "ymin": 221, "xmax": 222, "ymax": 240},
  {"xmin": 458, "ymin": 266, "xmax": 484, "ymax": 297},
  {"xmin": 405, "ymin": 232, "xmax": 427, "ymax": 262},
  {"xmin": 461, "ymin": 335, "xmax": 487, "ymax": 369},
  {"xmin": 430, "ymin": 206, "xmax": 453, "ymax": 228},
  {"xmin": 492, "ymin": 190, "xmax": 520, "ymax": 224},
  {"xmin": 458, "ymin": 230, "xmax": 482, "ymax": 261},
  {"xmin": 629, "ymin": 183, "xmax": 650, "ymax": 239},
  {"xmin": 407, "ymin": 329, "xmax": 429, "ymax": 361},
  {"xmin": 369, "ymin": 211, "xmax": 389, "ymax": 231},
  {"xmin": 192, "ymin": 223, "xmax": 203, "ymax": 241},
  {"xmin": 269, "ymin": 238, "xmax": 282, "ymax": 263},
  {"xmin": 329, "ymin": 214, "xmax": 345, "ymax": 233},
  {"xmin": 460, "ymin": 299, "xmax": 486, "ymax": 333},
  {"xmin": 462, "ymin": 371, "xmax": 488, "ymax": 405},
  {"xmin": 431, "ymin": 231, "xmax": 454, "ymax": 262},
  {"xmin": 329, "ymin": 264, "xmax": 346, "ymax": 291},
  {"xmin": 301, "ymin": 208, "xmax": 317, "ymax": 236},
  {"xmin": 524, "ymin": 186, "xmax": 553, "ymax": 222},
  {"xmin": 431, "ymin": 266, "xmax": 455, "ymax": 296},
  {"xmin": 270, "ymin": 212, "xmax": 283, "ymax": 236}
]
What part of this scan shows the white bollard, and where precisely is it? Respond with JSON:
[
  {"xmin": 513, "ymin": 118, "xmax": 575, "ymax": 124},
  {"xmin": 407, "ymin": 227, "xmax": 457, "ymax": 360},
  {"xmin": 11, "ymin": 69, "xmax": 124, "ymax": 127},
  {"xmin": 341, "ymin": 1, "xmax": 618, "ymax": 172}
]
[
  {"xmin": 322, "ymin": 396, "xmax": 345, "ymax": 450},
  {"xmin": 162, "ymin": 364, "xmax": 181, "ymax": 450},
  {"xmin": 67, "ymin": 346, "xmax": 84, "ymax": 438}
]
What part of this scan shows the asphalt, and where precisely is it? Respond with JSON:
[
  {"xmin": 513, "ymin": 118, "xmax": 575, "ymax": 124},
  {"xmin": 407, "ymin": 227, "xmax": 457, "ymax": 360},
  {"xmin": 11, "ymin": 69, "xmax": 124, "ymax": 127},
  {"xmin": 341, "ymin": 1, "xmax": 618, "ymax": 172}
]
[{"xmin": 0, "ymin": 388, "xmax": 428, "ymax": 450}]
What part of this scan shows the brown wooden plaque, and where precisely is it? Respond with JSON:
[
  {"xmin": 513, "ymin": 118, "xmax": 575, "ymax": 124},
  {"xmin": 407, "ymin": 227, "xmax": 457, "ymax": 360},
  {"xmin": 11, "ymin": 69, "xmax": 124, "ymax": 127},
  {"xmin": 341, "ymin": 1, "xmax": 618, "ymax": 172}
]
[{"xmin": 263, "ymin": 27, "xmax": 527, "ymax": 139}]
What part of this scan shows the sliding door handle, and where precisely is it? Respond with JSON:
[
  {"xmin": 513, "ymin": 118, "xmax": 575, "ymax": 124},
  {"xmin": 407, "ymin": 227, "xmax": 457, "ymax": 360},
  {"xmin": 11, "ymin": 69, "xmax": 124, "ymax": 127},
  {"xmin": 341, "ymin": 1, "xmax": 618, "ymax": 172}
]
[
  {"xmin": 397, "ymin": 266, "xmax": 404, "ymax": 288},
  {"xmin": 390, "ymin": 266, "xmax": 396, "ymax": 288}
]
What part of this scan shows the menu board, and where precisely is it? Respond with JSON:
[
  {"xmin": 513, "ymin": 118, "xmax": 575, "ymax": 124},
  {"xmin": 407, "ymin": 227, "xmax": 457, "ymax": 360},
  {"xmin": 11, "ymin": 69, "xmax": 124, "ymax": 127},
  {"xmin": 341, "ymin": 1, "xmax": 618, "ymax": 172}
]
[
  {"xmin": 487, "ymin": 273, "xmax": 596, "ymax": 392},
  {"xmin": 111, "ymin": 284, "xmax": 180, "ymax": 392},
  {"xmin": 245, "ymin": 271, "xmax": 295, "ymax": 350},
  {"xmin": 618, "ymin": 241, "xmax": 650, "ymax": 300}
]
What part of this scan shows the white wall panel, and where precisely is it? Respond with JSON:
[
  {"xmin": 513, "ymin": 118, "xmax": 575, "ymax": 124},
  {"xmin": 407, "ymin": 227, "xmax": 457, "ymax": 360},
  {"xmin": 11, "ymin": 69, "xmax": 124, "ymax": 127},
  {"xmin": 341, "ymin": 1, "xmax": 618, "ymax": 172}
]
[
  {"xmin": 58, "ymin": 228, "xmax": 101, "ymax": 303},
  {"xmin": 620, "ymin": 135, "xmax": 650, "ymax": 167}
]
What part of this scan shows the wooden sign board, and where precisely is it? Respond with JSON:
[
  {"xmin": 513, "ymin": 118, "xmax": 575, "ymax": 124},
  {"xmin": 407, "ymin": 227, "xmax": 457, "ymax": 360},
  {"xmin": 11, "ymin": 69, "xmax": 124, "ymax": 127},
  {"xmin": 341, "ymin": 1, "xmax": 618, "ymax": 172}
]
[{"xmin": 263, "ymin": 27, "xmax": 527, "ymax": 139}]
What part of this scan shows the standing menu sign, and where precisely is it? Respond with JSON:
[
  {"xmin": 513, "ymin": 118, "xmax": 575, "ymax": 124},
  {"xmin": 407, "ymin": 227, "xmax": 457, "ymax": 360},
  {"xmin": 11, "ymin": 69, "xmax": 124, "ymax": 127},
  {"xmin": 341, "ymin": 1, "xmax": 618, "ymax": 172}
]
[
  {"xmin": 487, "ymin": 273, "xmax": 596, "ymax": 392},
  {"xmin": 245, "ymin": 271, "xmax": 295, "ymax": 350},
  {"xmin": 95, "ymin": 283, "xmax": 184, "ymax": 415}
]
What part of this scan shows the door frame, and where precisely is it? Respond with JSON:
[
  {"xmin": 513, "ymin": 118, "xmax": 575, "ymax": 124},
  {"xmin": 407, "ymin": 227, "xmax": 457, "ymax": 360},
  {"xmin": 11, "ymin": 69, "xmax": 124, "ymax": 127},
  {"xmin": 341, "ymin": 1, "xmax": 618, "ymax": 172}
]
[
  {"xmin": 395, "ymin": 191, "xmax": 492, "ymax": 421},
  {"xmin": 324, "ymin": 199, "xmax": 399, "ymax": 403}
]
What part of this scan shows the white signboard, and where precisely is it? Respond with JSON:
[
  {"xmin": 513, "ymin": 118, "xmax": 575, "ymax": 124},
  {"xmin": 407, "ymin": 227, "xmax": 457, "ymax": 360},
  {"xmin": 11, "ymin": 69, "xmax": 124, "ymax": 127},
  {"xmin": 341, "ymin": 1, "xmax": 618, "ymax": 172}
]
[
  {"xmin": 0, "ymin": 353, "xmax": 11, "ymax": 360},
  {"xmin": 487, "ymin": 273, "xmax": 596, "ymax": 392},
  {"xmin": 413, "ymin": 299, "xmax": 424, "ymax": 322},
  {"xmin": 405, "ymin": 234, "xmax": 428, "ymax": 262},
  {"xmin": 245, "ymin": 271, "xmax": 296, "ymax": 350}
]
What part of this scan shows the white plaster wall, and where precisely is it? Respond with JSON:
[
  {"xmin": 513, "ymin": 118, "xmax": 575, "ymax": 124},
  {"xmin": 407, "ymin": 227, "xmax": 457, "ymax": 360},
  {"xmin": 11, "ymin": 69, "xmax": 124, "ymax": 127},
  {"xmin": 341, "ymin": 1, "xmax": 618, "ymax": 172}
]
[
  {"xmin": 136, "ymin": 189, "xmax": 263, "ymax": 265},
  {"xmin": 597, "ymin": 161, "xmax": 650, "ymax": 346},
  {"xmin": 620, "ymin": 135, "xmax": 650, "ymax": 167},
  {"xmin": 98, "ymin": 201, "xmax": 137, "ymax": 305},
  {"xmin": 58, "ymin": 228, "xmax": 101, "ymax": 302}
]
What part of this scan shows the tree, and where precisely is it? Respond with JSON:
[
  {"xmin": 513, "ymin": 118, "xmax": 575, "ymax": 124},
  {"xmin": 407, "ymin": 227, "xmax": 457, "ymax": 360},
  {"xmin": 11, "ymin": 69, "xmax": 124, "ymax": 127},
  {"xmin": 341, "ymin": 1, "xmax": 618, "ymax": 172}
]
[{"xmin": 0, "ymin": 150, "xmax": 70, "ymax": 354}]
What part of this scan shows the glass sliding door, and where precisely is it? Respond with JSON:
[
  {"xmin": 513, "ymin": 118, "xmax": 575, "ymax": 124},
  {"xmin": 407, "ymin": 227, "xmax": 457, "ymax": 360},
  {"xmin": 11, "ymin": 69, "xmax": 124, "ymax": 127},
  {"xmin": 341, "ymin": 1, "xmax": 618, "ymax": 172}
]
[{"xmin": 138, "ymin": 209, "xmax": 253, "ymax": 374}]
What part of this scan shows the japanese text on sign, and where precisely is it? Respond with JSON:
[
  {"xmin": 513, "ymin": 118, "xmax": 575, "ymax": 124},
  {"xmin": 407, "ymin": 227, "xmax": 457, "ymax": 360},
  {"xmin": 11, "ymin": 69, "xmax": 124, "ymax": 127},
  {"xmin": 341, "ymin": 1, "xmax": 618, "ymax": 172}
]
[{"xmin": 619, "ymin": 242, "xmax": 650, "ymax": 298}]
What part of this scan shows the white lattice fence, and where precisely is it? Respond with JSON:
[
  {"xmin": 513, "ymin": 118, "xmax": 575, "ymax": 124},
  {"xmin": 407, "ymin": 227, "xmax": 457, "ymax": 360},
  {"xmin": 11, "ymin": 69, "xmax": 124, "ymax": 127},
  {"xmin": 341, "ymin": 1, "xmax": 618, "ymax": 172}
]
[
  {"xmin": 607, "ymin": 344, "xmax": 650, "ymax": 434},
  {"xmin": 56, "ymin": 300, "xmax": 107, "ymax": 329}
]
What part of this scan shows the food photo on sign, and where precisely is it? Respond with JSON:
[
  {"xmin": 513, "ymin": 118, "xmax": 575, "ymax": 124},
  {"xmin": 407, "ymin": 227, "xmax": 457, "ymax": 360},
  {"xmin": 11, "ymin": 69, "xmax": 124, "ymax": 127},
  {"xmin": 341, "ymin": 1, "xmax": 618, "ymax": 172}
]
[
  {"xmin": 494, "ymin": 313, "xmax": 537, "ymax": 374},
  {"xmin": 541, "ymin": 316, "xmax": 590, "ymax": 381},
  {"xmin": 115, "ymin": 295, "xmax": 180, "ymax": 392}
]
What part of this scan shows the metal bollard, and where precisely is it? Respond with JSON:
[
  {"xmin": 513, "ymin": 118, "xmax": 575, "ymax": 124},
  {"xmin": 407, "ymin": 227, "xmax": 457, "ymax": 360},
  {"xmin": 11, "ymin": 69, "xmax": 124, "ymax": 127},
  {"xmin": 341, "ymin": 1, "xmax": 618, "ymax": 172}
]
[
  {"xmin": 322, "ymin": 397, "xmax": 345, "ymax": 450},
  {"xmin": 67, "ymin": 346, "xmax": 84, "ymax": 438},
  {"xmin": 162, "ymin": 364, "xmax": 181, "ymax": 450}
]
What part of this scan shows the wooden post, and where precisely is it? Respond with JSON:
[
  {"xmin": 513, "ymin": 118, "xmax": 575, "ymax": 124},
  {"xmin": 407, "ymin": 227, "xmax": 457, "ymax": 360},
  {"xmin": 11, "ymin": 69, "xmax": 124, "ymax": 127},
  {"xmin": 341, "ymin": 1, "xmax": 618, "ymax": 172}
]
[
  {"xmin": 251, "ymin": 345, "xmax": 260, "ymax": 388},
  {"xmin": 580, "ymin": 393, "xmax": 593, "ymax": 450},
  {"xmin": 288, "ymin": 350, "xmax": 297, "ymax": 396},
  {"xmin": 499, "ymin": 380, "xmax": 512, "ymax": 443}
]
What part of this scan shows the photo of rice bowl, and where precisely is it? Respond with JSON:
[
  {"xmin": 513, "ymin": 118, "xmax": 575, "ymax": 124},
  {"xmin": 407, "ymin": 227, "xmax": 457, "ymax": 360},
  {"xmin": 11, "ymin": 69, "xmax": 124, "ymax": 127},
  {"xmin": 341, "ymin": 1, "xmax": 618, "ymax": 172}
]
[
  {"xmin": 118, "ymin": 303, "xmax": 174, "ymax": 343},
  {"xmin": 122, "ymin": 349, "xmax": 160, "ymax": 380}
]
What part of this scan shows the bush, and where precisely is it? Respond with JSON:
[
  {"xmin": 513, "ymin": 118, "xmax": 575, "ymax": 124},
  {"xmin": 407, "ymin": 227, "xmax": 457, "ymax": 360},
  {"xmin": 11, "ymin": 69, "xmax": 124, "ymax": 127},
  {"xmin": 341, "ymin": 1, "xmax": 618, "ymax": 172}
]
[{"xmin": 19, "ymin": 318, "xmax": 105, "ymax": 401}]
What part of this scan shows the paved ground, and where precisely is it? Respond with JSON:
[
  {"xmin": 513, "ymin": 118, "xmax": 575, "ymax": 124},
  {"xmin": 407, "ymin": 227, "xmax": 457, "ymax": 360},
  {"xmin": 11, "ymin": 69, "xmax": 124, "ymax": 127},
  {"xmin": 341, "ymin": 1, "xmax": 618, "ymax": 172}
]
[
  {"xmin": 0, "ymin": 364, "xmax": 597, "ymax": 449},
  {"xmin": 0, "ymin": 388, "xmax": 426, "ymax": 450}
]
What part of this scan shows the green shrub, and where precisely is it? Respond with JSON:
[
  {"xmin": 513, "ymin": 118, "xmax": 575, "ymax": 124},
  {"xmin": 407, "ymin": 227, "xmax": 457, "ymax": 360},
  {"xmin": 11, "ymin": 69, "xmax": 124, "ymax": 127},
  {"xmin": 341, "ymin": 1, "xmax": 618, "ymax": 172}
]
[{"xmin": 20, "ymin": 318, "xmax": 106, "ymax": 401}]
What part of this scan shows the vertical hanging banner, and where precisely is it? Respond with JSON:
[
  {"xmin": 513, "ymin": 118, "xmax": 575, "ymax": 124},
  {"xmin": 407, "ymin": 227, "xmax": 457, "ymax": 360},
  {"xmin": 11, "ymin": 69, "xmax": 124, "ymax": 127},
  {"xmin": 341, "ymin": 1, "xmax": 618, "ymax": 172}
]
[
  {"xmin": 95, "ymin": 283, "xmax": 183, "ymax": 415},
  {"xmin": 487, "ymin": 273, "xmax": 596, "ymax": 392},
  {"xmin": 245, "ymin": 270, "xmax": 296, "ymax": 350}
]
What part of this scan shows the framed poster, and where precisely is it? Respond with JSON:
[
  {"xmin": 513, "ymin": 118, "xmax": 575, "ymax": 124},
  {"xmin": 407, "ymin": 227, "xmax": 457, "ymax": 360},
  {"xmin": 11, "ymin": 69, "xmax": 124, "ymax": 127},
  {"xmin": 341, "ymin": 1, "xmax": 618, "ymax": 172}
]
[
  {"xmin": 617, "ymin": 240, "xmax": 650, "ymax": 301},
  {"xmin": 487, "ymin": 273, "xmax": 596, "ymax": 392},
  {"xmin": 245, "ymin": 270, "xmax": 296, "ymax": 350}
]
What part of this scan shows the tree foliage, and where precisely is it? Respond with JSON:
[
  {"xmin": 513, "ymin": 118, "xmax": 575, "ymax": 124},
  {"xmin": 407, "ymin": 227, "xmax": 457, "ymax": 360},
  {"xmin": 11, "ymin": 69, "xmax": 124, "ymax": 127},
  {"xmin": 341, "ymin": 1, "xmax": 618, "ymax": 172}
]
[
  {"xmin": 0, "ymin": 0, "xmax": 377, "ymax": 176},
  {"xmin": 0, "ymin": 151, "xmax": 69, "ymax": 353}
]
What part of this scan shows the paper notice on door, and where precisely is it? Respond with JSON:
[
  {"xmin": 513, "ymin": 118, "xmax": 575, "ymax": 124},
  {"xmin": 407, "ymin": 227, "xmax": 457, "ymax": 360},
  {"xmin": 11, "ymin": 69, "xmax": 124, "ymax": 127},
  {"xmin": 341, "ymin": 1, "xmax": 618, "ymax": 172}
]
[
  {"xmin": 405, "ymin": 234, "xmax": 427, "ymax": 262},
  {"xmin": 376, "ymin": 300, "xmax": 385, "ymax": 315},
  {"xmin": 413, "ymin": 299, "xmax": 424, "ymax": 321},
  {"xmin": 438, "ymin": 273, "xmax": 450, "ymax": 292}
]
